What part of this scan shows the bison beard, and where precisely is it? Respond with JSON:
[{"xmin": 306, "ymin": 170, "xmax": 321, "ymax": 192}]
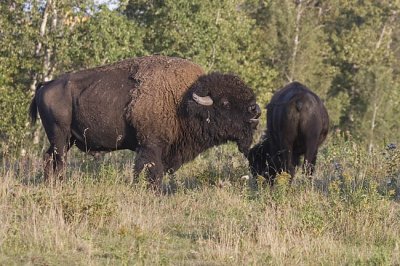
[
  {"xmin": 248, "ymin": 82, "xmax": 329, "ymax": 186},
  {"xmin": 29, "ymin": 55, "xmax": 261, "ymax": 189}
]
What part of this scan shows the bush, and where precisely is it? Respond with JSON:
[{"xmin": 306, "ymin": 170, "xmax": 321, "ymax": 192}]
[{"xmin": 0, "ymin": 87, "xmax": 31, "ymax": 154}]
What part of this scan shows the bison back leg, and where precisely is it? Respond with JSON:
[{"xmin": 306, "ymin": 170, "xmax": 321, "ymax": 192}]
[
  {"xmin": 303, "ymin": 137, "xmax": 319, "ymax": 177},
  {"xmin": 281, "ymin": 141, "xmax": 296, "ymax": 182},
  {"xmin": 39, "ymin": 109, "xmax": 71, "ymax": 182},
  {"xmin": 35, "ymin": 83, "xmax": 72, "ymax": 182},
  {"xmin": 133, "ymin": 144, "xmax": 164, "ymax": 190},
  {"xmin": 42, "ymin": 126, "xmax": 71, "ymax": 182}
]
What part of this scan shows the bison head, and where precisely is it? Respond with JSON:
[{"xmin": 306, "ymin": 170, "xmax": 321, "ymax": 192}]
[
  {"xmin": 248, "ymin": 138, "xmax": 280, "ymax": 185},
  {"xmin": 184, "ymin": 72, "xmax": 261, "ymax": 156}
]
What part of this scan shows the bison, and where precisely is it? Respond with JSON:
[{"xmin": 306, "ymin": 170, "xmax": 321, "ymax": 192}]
[
  {"xmin": 248, "ymin": 81, "xmax": 329, "ymax": 185},
  {"xmin": 29, "ymin": 55, "xmax": 261, "ymax": 188}
]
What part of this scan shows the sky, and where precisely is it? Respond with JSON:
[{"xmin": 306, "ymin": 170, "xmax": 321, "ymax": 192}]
[{"xmin": 94, "ymin": 0, "xmax": 119, "ymax": 10}]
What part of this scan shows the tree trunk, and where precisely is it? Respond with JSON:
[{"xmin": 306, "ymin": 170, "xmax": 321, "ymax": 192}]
[
  {"xmin": 289, "ymin": 0, "xmax": 304, "ymax": 82},
  {"xmin": 368, "ymin": 102, "xmax": 378, "ymax": 154},
  {"xmin": 367, "ymin": 12, "xmax": 396, "ymax": 154},
  {"xmin": 30, "ymin": 0, "xmax": 53, "ymax": 94},
  {"xmin": 30, "ymin": 0, "xmax": 57, "ymax": 146}
]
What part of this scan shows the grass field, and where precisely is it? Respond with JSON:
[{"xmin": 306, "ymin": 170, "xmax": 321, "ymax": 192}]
[{"xmin": 1, "ymin": 134, "xmax": 399, "ymax": 265}]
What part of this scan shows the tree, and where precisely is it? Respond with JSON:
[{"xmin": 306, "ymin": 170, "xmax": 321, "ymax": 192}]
[
  {"xmin": 0, "ymin": 0, "xmax": 38, "ymax": 90},
  {"xmin": 0, "ymin": 0, "xmax": 41, "ymax": 150},
  {"xmin": 248, "ymin": 0, "xmax": 336, "ymax": 101},
  {"xmin": 324, "ymin": 0, "xmax": 400, "ymax": 146},
  {"xmin": 0, "ymin": 0, "xmax": 145, "ymax": 152},
  {"xmin": 123, "ymin": 0, "xmax": 277, "ymax": 100},
  {"xmin": 67, "ymin": 5, "xmax": 145, "ymax": 70}
]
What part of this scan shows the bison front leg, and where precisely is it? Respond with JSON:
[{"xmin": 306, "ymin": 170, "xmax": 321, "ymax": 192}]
[{"xmin": 134, "ymin": 145, "xmax": 164, "ymax": 190}]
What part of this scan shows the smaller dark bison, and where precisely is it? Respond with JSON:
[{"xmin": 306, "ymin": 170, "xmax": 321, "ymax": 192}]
[{"xmin": 248, "ymin": 82, "xmax": 329, "ymax": 185}]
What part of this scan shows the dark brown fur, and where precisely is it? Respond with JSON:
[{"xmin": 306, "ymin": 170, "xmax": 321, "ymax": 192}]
[
  {"xmin": 29, "ymin": 55, "xmax": 261, "ymax": 188},
  {"xmin": 248, "ymin": 82, "xmax": 329, "ymax": 185}
]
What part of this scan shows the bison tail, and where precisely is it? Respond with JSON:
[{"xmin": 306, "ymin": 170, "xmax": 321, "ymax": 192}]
[
  {"xmin": 295, "ymin": 100, "xmax": 303, "ymax": 111},
  {"xmin": 29, "ymin": 98, "xmax": 38, "ymax": 125},
  {"xmin": 29, "ymin": 82, "xmax": 44, "ymax": 125}
]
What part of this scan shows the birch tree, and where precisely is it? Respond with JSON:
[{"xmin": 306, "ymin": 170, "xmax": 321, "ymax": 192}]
[
  {"xmin": 325, "ymin": 0, "xmax": 400, "ymax": 145},
  {"xmin": 0, "ymin": 0, "xmax": 144, "ymax": 152},
  {"xmin": 123, "ymin": 0, "xmax": 276, "ymax": 98},
  {"xmin": 248, "ymin": 0, "xmax": 335, "ymax": 101}
]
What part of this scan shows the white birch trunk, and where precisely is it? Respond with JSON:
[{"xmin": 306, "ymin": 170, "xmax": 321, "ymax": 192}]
[
  {"xmin": 30, "ymin": 0, "xmax": 53, "ymax": 94},
  {"xmin": 367, "ymin": 11, "xmax": 396, "ymax": 154},
  {"xmin": 289, "ymin": 0, "xmax": 304, "ymax": 82},
  {"xmin": 30, "ymin": 0, "xmax": 56, "ymax": 146}
]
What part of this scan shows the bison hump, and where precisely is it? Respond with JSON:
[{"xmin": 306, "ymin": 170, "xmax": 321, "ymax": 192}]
[{"xmin": 126, "ymin": 56, "xmax": 205, "ymax": 144}]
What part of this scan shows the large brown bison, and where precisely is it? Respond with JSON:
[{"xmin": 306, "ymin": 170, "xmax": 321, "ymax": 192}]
[
  {"xmin": 29, "ymin": 55, "xmax": 261, "ymax": 188},
  {"xmin": 248, "ymin": 82, "xmax": 329, "ymax": 185}
]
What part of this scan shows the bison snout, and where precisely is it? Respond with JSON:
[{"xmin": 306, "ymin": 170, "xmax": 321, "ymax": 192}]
[{"xmin": 248, "ymin": 104, "xmax": 261, "ymax": 129}]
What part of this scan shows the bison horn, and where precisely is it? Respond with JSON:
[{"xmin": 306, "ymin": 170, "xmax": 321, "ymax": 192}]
[{"xmin": 192, "ymin": 93, "xmax": 213, "ymax": 106}]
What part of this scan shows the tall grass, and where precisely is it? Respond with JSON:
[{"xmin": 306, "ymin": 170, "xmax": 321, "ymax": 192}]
[{"xmin": 0, "ymin": 135, "xmax": 399, "ymax": 265}]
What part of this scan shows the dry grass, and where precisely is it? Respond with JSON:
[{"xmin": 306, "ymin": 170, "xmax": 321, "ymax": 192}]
[{"xmin": 0, "ymin": 136, "xmax": 399, "ymax": 265}]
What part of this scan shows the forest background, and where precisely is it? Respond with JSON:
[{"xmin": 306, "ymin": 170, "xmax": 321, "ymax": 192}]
[
  {"xmin": 1, "ymin": 0, "xmax": 399, "ymax": 153},
  {"xmin": 1, "ymin": 1, "xmax": 400, "ymax": 264}
]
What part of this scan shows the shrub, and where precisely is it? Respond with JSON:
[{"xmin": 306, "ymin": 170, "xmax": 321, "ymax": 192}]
[{"xmin": 0, "ymin": 87, "xmax": 31, "ymax": 154}]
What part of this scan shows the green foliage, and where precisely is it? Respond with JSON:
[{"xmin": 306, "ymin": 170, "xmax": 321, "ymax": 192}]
[
  {"xmin": 124, "ymin": 0, "xmax": 278, "ymax": 97},
  {"xmin": 0, "ymin": 1, "xmax": 38, "ymax": 88},
  {"xmin": 0, "ymin": 88, "xmax": 30, "ymax": 152},
  {"xmin": 323, "ymin": 0, "xmax": 400, "ymax": 143},
  {"xmin": 0, "ymin": 1, "xmax": 145, "ymax": 151},
  {"xmin": 247, "ymin": 0, "xmax": 337, "ymax": 103},
  {"xmin": 2, "ymin": 3, "xmax": 400, "ymax": 264},
  {"xmin": 67, "ymin": 6, "xmax": 145, "ymax": 70},
  {"xmin": 0, "ymin": 0, "xmax": 399, "ymax": 149}
]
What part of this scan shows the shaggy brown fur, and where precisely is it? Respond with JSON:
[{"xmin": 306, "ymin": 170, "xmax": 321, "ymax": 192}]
[
  {"xmin": 128, "ymin": 56, "xmax": 204, "ymax": 145},
  {"xmin": 29, "ymin": 55, "xmax": 261, "ymax": 189}
]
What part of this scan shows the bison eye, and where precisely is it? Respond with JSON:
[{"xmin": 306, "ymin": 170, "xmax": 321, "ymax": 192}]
[{"xmin": 221, "ymin": 98, "xmax": 230, "ymax": 109}]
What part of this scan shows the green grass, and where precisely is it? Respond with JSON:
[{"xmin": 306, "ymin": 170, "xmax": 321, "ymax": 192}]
[{"xmin": 0, "ymin": 135, "xmax": 399, "ymax": 265}]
